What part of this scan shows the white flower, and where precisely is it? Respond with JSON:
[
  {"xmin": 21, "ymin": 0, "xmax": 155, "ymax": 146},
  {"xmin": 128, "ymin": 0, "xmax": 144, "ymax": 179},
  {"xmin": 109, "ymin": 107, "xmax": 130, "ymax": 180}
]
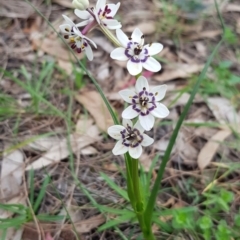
[
  {"xmin": 59, "ymin": 15, "xmax": 97, "ymax": 60},
  {"xmin": 108, "ymin": 119, "xmax": 154, "ymax": 159},
  {"xmin": 119, "ymin": 76, "xmax": 169, "ymax": 131},
  {"xmin": 74, "ymin": 0, "xmax": 121, "ymax": 29},
  {"xmin": 110, "ymin": 28, "xmax": 163, "ymax": 76},
  {"xmin": 72, "ymin": 0, "xmax": 89, "ymax": 10}
]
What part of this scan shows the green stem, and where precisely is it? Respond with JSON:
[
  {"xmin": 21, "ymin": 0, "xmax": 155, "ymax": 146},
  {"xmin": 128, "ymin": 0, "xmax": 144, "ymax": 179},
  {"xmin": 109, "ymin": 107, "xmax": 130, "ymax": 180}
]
[
  {"xmin": 99, "ymin": 25, "xmax": 122, "ymax": 47},
  {"xmin": 131, "ymin": 159, "xmax": 142, "ymax": 211},
  {"xmin": 143, "ymin": 231, "xmax": 156, "ymax": 240},
  {"xmin": 131, "ymin": 158, "xmax": 156, "ymax": 239},
  {"xmin": 124, "ymin": 153, "xmax": 135, "ymax": 207}
]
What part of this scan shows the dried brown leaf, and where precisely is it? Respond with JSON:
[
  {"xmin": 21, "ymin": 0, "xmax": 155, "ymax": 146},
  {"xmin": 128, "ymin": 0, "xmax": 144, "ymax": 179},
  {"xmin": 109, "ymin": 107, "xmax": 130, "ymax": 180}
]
[
  {"xmin": 125, "ymin": 22, "xmax": 156, "ymax": 35},
  {"xmin": 27, "ymin": 136, "xmax": 61, "ymax": 151},
  {"xmin": 153, "ymin": 139, "xmax": 169, "ymax": 155},
  {"xmin": 139, "ymin": 153, "xmax": 152, "ymax": 172},
  {"xmin": 31, "ymin": 33, "xmax": 83, "ymax": 62},
  {"xmin": 81, "ymin": 146, "xmax": 98, "ymax": 155},
  {"xmin": 197, "ymin": 130, "xmax": 232, "ymax": 170},
  {"xmin": 0, "ymin": 150, "xmax": 24, "ymax": 198},
  {"xmin": 188, "ymin": 30, "xmax": 222, "ymax": 40},
  {"xmin": 176, "ymin": 131, "xmax": 198, "ymax": 164},
  {"xmin": 58, "ymin": 59, "xmax": 73, "ymax": 75},
  {"xmin": 163, "ymin": 92, "xmax": 203, "ymax": 108},
  {"xmin": 74, "ymin": 214, "xmax": 105, "ymax": 233},
  {"xmin": 103, "ymin": 163, "xmax": 119, "ymax": 172},
  {"xmin": 207, "ymin": 97, "xmax": 240, "ymax": 130},
  {"xmin": 25, "ymin": 125, "xmax": 100, "ymax": 171},
  {"xmin": 75, "ymin": 90, "xmax": 114, "ymax": 132},
  {"xmin": 0, "ymin": 228, "xmax": 23, "ymax": 240},
  {"xmin": 153, "ymin": 64, "xmax": 203, "ymax": 82},
  {"xmin": 225, "ymin": 3, "xmax": 240, "ymax": 12}
]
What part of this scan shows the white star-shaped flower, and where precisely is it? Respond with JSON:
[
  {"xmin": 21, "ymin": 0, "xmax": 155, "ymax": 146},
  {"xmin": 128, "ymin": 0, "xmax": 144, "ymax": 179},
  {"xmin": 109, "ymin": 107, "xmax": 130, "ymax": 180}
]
[
  {"xmin": 59, "ymin": 15, "xmax": 97, "ymax": 60},
  {"xmin": 108, "ymin": 119, "xmax": 154, "ymax": 159},
  {"xmin": 110, "ymin": 28, "xmax": 163, "ymax": 76},
  {"xmin": 119, "ymin": 76, "xmax": 169, "ymax": 131},
  {"xmin": 74, "ymin": 0, "xmax": 121, "ymax": 30}
]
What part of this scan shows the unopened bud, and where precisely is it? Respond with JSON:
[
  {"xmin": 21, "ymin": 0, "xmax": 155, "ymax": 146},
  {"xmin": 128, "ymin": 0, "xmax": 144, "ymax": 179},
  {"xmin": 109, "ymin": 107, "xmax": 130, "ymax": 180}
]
[{"xmin": 72, "ymin": 0, "xmax": 89, "ymax": 10}]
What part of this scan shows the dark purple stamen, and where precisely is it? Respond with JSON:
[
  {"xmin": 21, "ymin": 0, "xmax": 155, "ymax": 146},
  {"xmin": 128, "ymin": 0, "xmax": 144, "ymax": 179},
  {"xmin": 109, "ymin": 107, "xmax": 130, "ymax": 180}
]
[
  {"xmin": 102, "ymin": 5, "xmax": 111, "ymax": 17},
  {"xmin": 121, "ymin": 125, "xmax": 143, "ymax": 148},
  {"xmin": 71, "ymin": 44, "xmax": 76, "ymax": 49}
]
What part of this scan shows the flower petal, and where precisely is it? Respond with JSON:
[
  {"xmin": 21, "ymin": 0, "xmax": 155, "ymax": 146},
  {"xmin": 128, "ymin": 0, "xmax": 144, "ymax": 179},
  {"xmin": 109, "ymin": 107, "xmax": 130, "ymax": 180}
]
[
  {"xmin": 119, "ymin": 89, "xmax": 136, "ymax": 103},
  {"xmin": 74, "ymin": 9, "xmax": 91, "ymax": 19},
  {"xmin": 133, "ymin": 120, "xmax": 144, "ymax": 133},
  {"xmin": 141, "ymin": 134, "xmax": 154, "ymax": 147},
  {"xmin": 151, "ymin": 102, "xmax": 169, "ymax": 118},
  {"xmin": 110, "ymin": 48, "xmax": 128, "ymax": 61},
  {"xmin": 122, "ymin": 105, "xmax": 139, "ymax": 119},
  {"xmin": 85, "ymin": 44, "xmax": 93, "ymax": 61},
  {"xmin": 135, "ymin": 76, "xmax": 149, "ymax": 93},
  {"xmin": 103, "ymin": 20, "xmax": 122, "ymax": 29},
  {"xmin": 150, "ymin": 85, "xmax": 167, "ymax": 101},
  {"xmin": 73, "ymin": 27, "xmax": 83, "ymax": 37},
  {"xmin": 62, "ymin": 15, "xmax": 74, "ymax": 26},
  {"xmin": 112, "ymin": 140, "xmax": 128, "ymax": 155},
  {"xmin": 96, "ymin": 0, "xmax": 106, "ymax": 10},
  {"xmin": 84, "ymin": 36, "xmax": 97, "ymax": 48},
  {"xmin": 142, "ymin": 57, "xmax": 161, "ymax": 72},
  {"xmin": 127, "ymin": 60, "xmax": 142, "ymax": 76},
  {"xmin": 122, "ymin": 119, "xmax": 133, "ymax": 128},
  {"xmin": 129, "ymin": 145, "xmax": 142, "ymax": 159},
  {"xmin": 116, "ymin": 29, "xmax": 129, "ymax": 48},
  {"xmin": 59, "ymin": 24, "xmax": 71, "ymax": 34},
  {"xmin": 139, "ymin": 114, "xmax": 155, "ymax": 131},
  {"xmin": 92, "ymin": 8, "xmax": 100, "ymax": 24},
  {"xmin": 144, "ymin": 43, "xmax": 163, "ymax": 55},
  {"xmin": 76, "ymin": 19, "xmax": 91, "ymax": 27},
  {"xmin": 107, "ymin": 2, "xmax": 120, "ymax": 17},
  {"xmin": 131, "ymin": 28, "xmax": 143, "ymax": 43},
  {"xmin": 108, "ymin": 125, "xmax": 125, "ymax": 140}
]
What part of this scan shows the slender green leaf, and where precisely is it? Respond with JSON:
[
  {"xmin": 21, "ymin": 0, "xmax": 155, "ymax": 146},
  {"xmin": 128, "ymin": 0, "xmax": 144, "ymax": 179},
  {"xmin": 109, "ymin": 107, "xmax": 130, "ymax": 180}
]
[
  {"xmin": 144, "ymin": 38, "xmax": 223, "ymax": 229},
  {"xmin": 100, "ymin": 206, "xmax": 133, "ymax": 215},
  {"xmin": 29, "ymin": 169, "xmax": 34, "ymax": 206},
  {"xmin": 33, "ymin": 176, "xmax": 50, "ymax": 213},
  {"xmin": 100, "ymin": 172, "xmax": 129, "ymax": 201},
  {"xmin": 37, "ymin": 214, "xmax": 65, "ymax": 221},
  {"xmin": 98, "ymin": 212, "xmax": 136, "ymax": 231}
]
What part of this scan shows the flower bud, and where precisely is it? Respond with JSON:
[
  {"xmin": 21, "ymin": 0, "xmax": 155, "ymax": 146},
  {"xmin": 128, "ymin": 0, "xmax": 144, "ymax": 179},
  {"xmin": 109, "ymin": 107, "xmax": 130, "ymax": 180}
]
[{"xmin": 72, "ymin": 0, "xmax": 89, "ymax": 10}]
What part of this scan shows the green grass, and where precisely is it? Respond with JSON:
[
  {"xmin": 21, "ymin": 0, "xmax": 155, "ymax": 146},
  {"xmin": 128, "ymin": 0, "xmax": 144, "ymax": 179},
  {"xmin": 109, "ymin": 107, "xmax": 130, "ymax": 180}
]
[{"xmin": 189, "ymin": 60, "xmax": 240, "ymax": 107}]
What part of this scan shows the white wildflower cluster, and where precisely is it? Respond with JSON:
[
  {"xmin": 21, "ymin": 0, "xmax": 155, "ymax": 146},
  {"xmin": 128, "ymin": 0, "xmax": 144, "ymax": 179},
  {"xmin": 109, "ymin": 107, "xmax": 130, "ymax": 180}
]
[
  {"xmin": 59, "ymin": 0, "xmax": 169, "ymax": 159},
  {"xmin": 108, "ymin": 76, "xmax": 169, "ymax": 158}
]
